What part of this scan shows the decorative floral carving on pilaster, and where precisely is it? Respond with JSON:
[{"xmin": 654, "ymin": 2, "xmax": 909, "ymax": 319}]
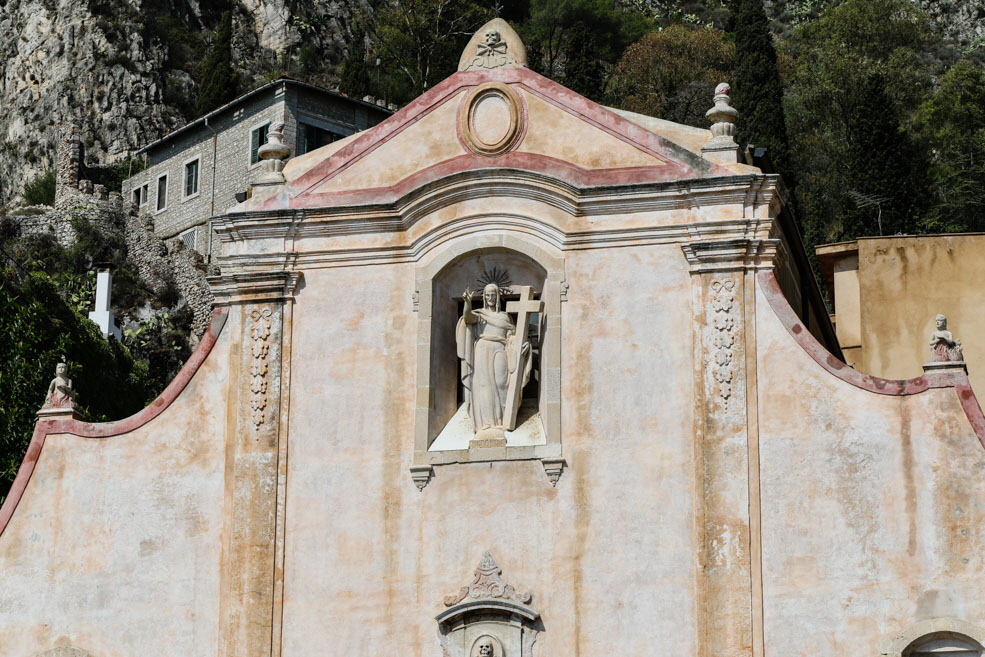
[
  {"xmin": 249, "ymin": 308, "xmax": 273, "ymax": 428},
  {"xmin": 443, "ymin": 551, "xmax": 532, "ymax": 607},
  {"xmin": 710, "ymin": 279, "xmax": 736, "ymax": 403}
]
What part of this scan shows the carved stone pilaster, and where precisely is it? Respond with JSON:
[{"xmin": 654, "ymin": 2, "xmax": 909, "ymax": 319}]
[
  {"xmin": 213, "ymin": 269, "xmax": 300, "ymax": 657},
  {"xmin": 683, "ymin": 237, "xmax": 767, "ymax": 657}
]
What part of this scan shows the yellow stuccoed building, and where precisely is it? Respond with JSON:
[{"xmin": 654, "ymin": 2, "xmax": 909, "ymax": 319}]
[{"xmin": 817, "ymin": 233, "xmax": 985, "ymax": 394}]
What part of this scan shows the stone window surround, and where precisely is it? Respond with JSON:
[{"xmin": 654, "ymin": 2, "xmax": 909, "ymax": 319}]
[
  {"xmin": 885, "ymin": 618, "xmax": 985, "ymax": 657},
  {"xmin": 132, "ymin": 182, "xmax": 148, "ymax": 207},
  {"xmin": 155, "ymin": 172, "xmax": 168, "ymax": 213},
  {"xmin": 249, "ymin": 120, "xmax": 271, "ymax": 169},
  {"xmin": 411, "ymin": 232, "xmax": 565, "ymax": 481},
  {"xmin": 182, "ymin": 154, "xmax": 201, "ymax": 201}
]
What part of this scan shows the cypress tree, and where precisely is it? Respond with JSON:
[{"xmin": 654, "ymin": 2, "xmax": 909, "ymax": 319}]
[
  {"xmin": 339, "ymin": 28, "xmax": 373, "ymax": 99},
  {"xmin": 731, "ymin": 0, "xmax": 790, "ymax": 177},
  {"xmin": 562, "ymin": 22, "xmax": 606, "ymax": 100},
  {"xmin": 195, "ymin": 11, "xmax": 239, "ymax": 116}
]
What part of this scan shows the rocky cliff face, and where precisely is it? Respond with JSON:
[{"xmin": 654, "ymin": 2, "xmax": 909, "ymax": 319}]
[
  {"xmin": 0, "ymin": 0, "xmax": 180, "ymax": 204},
  {"xmin": 0, "ymin": 0, "xmax": 981, "ymax": 207},
  {"xmin": 0, "ymin": 0, "xmax": 367, "ymax": 206}
]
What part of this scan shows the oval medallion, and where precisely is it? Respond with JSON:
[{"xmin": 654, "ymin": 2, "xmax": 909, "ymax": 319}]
[{"xmin": 458, "ymin": 83, "xmax": 525, "ymax": 157}]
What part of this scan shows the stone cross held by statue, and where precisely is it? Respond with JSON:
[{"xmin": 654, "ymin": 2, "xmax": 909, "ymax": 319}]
[{"xmin": 504, "ymin": 286, "xmax": 543, "ymax": 430}]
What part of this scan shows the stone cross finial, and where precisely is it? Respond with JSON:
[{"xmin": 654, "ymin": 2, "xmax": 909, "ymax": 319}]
[
  {"xmin": 702, "ymin": 82, "xmax": 742, "ymax": 164},
  {"xmin": 256, "ymin": 121, "xmax": 290, "ymax": 185}
]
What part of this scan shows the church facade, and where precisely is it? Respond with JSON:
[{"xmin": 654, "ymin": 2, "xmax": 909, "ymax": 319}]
[{"xmin": 1, "ymin": 21, "xmax": 984, "ymax": 657}]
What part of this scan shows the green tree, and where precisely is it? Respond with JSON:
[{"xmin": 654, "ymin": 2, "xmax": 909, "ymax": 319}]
[
  {"xmin": 783, "ymin": 0, "xmax": 935, "ymax": 245},
  {"xmin": 366, "ymin": 0, "xmax": 491, "ymax": 105},
  {"xmin": 339, "ymin": 27, "xmax": 373, "ymax": 99},
  {"xmin": 731, "ymin": 0, "xmax": 790, "ymax": 175},
  {"xmin": 195, "ymin": 11, "xmax": 239, "ymax": 116},
  {"xmin": 915, "ymin": 60, "xmax": 985, "ymax": 233},
  {"xmin": 560, "ymin": 21, "xmax": 606, "ymax": 97},
  {"xmin": 520, "ymin": 0, "xmax": 651, "ymax": 101},
  {"xmin": 609, "ymin": 25, "xmax": 734, "ymax": 127},
  {"xmin": 0, "ymin": 270, "xmax": 151, "ymax": 501}
]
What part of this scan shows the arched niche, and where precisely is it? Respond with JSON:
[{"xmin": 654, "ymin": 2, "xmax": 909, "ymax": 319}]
[
  {"xmin": 886, "ymin": 619, "xmax": 985, "ymax": 657},
  {"xmin": 410, "ymin": 232, "xmax": 565, "ymax": 489},
  {"xmin": 31, "ymin": 648, "xmax": 97, "ymax": 657}
]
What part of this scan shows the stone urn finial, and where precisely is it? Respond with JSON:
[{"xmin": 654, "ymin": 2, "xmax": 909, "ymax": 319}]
[
  {"xmin": 705, "ymin": 82, "xmax": 739, "ymax": 147},
  {"xmin": 256, "ymin": 121, "xmax": 290, "ymax": 185},
  {"xmin": 701, "ymin": 82, "xmax": 743, "ymax": 164}
]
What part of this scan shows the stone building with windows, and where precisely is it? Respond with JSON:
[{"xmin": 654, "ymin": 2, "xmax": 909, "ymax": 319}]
[
  {"xmin": 3, "ymin": 20, "xmax": 985, "ymax": 657},
  {"xmin": 122, "ymin": 78, "xmax": 391, "ymax": 259}
]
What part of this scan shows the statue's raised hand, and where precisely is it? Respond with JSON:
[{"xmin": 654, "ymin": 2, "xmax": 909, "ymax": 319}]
[{"xmin": 463, "ymin": 287, "xmax": 474, "ymax": 307}]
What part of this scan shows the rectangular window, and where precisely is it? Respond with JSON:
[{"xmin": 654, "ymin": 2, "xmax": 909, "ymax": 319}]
[
  {"xmin": 250, "ymin": 123, "xmax": 270, "ymax": 166},
  {"xmin": 156, "ymin": 174, "xmax": 168, "ymax": 212},
  {"xmin": 179, "ymin": 227, "xmax": 196, "ymax": 250},
  {"xmin": 132, "ymin": 184, "xmax": 148, "ymax": 207},
  {"xmin": 298, "ymin": 122, "xmax": 343, "ymax": 155},
  {"xmin": 184, "ymin": 158, "xmax": 200, "ymax": 198}
]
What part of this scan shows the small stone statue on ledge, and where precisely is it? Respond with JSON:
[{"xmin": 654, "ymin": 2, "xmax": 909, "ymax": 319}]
[
  {"xmin": 40, "ymin": 362, "xmax": 79, "ymax": 413},
  {"xmin": 929, "ymin": 314, "xmax": 964, "ymax": 362}
]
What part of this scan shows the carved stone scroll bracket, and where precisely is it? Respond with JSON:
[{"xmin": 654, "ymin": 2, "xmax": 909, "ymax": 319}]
[
  {"xmin": 541, "ymin": 458, "xmax": 565, "ymax": 486},
  {"xmin": 437, "ymin": 551, "xmax": 541, "ymax": 657},
  {"xmin": 410, "ymin": 464, "xmax": 434, "ymax": 491}
]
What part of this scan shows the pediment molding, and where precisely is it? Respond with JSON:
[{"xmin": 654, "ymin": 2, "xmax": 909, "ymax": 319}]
[{"xmin": 280, "ymin": 67, "xmax": 732, "ymax": 209}]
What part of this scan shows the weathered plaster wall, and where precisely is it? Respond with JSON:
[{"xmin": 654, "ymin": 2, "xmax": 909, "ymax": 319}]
[
  {"xmin": 756, "ymin": 275, "xmax": 985, "ymax": 657},
  {"xmin": 0, "ymin": 315, "xmax": 231, "ymax": 657},
  {"xmin": 280, "ymin": 236, "xmax": 698, "ymax": 656}
]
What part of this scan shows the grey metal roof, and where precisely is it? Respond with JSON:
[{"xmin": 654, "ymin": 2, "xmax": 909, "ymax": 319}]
[{"xmin": 136, "ymin": 77, "xmax": 392, "ymax": 155}]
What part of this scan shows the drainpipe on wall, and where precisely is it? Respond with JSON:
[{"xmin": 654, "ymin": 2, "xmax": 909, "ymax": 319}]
[{"xmin": 204, "ymin": 116, "xmax": 219, "ymax": 264}]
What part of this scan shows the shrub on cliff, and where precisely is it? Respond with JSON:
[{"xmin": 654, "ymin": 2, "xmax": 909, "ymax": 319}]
[{"xmin": 22, "ymin": 170, "xmax": 55, "ymax": 206}]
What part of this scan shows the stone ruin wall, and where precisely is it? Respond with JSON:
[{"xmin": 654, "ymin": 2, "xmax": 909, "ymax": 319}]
[{"xmin": 9, "ymin": 125, "xmax": 215, "ymax": 340}]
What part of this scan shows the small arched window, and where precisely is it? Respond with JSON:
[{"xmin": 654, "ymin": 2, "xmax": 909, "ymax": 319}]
[{"xmin": 904, "ymin": 633, "xmax": 984, "ymax": 657}]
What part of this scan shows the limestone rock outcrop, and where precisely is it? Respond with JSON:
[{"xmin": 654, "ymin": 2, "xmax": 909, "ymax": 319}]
[{"xmin": 0, "ymin": 0, "xmax": 369, "ymax": 206}]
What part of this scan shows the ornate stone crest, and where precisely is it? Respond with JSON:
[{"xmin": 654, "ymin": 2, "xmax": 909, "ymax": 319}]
[
  {"xmin": 436, "ymin": 551, "xmax": 540, "ymax": 657},
  {"xmin": 458, "ymin": 19, "xmax": 527, "ymax": 72},
  {"xmin": 443, "ymin": 551, "xmax": 532, "ymax": 607}
]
